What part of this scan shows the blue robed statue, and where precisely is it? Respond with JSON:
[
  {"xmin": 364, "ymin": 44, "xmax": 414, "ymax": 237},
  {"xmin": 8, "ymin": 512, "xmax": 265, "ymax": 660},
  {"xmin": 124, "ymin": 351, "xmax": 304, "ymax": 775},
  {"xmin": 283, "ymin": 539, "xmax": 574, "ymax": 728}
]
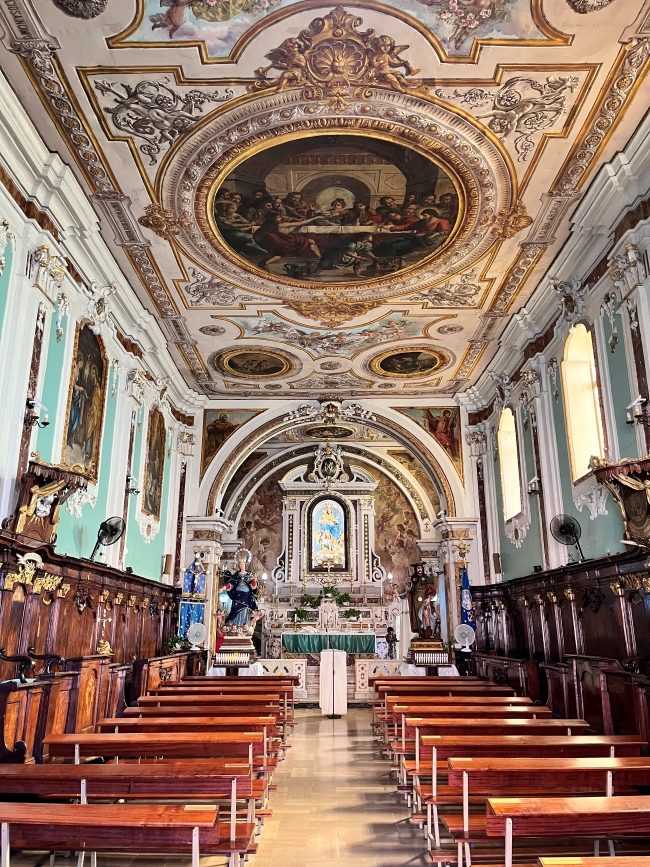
[{"xmin": 222, "ymin": 548, "xmax": 258, "ymax": 628}]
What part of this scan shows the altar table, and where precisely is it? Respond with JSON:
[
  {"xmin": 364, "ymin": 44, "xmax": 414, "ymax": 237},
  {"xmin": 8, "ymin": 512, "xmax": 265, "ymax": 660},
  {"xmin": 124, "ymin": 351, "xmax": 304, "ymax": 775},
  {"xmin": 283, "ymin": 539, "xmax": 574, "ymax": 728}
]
[{"xmin": 282, "ymin": 632, "xmax": 376, "ymax": 655}]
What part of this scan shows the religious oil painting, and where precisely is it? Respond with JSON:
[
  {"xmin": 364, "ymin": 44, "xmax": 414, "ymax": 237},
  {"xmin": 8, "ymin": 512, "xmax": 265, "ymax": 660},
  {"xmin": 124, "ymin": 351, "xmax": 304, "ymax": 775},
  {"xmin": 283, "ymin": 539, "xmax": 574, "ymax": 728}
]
[
  {"xmin": 238, "ymin": 466, "xmax": 285, "ymax": 579},
  {"xmin": 398, "ymin": 406, "xmax": 463, "ymax": 478},
  {"xmin": 142, "ymin": 406, "xmax": 167, "ymax": 520},
  {"xmin": 62, "ymin": 323, "xmax": 107, "ymax": 480},
  {"xmin": 371, "ymin": 471, "xmax": 422, "ymax": 592},
  {"xmin": 370, "ymin": 348, "xmax": 449, "ymax": 378},
  {"xmin": 309, "ymin": 498, "xmax": 348, "ymax": 572},
  {"xmin": 228, "ymin": 312, "xmax": 424, "ymax": 357},
  {"xmin": 127, "ymin": 1, "xmax": 553, "ymax": 60},
  {"xmin": 201, "ymin": 409, "xmax": 262, "ymax": 477},
  {"xmin": 211, "ymin": 349, "xmax": 292, "ymax": 378},
  {"xmin": 303, "ymin": 425, "xmax": 355, "ymax": 440},
  {"xmin": 212, "ymin": 134, "xmax": 459, "ymax": 284}
]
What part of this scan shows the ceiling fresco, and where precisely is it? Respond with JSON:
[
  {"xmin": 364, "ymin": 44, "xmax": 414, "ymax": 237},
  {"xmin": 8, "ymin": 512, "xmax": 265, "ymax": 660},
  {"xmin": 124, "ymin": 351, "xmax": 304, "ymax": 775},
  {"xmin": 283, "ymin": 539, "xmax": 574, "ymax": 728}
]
[{"xmin": 0, "ymin": 0, "xmax": 648, "ymax": 399}]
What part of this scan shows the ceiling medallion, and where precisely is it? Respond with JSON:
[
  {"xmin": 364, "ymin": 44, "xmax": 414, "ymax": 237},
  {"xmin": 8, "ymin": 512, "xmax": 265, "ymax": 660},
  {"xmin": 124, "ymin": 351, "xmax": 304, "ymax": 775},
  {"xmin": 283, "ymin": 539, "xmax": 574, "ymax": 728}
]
[
  {"xmin": 211, "ymin": 132, "xmax": 461, "ymax": 287},
  {"xmin": 249, "ymin": 6, "xmax": 428, "ymax": 111},
  {"xmin": 303, "ymin": 425, "xmax": 355, "ymax": 440},
  {"xmin": 210, "ymin": 348, "xmax": 295, "ymax": 379},
  {"xmin": 369, "ymin": 346, "xmax": 451, "ymax": 379}
]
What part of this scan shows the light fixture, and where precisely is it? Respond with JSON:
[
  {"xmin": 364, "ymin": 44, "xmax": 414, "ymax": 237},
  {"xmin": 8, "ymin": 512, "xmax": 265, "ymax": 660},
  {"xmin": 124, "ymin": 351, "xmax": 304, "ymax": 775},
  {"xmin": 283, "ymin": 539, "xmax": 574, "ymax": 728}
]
[
  {"xmin": 24, "ymin": 398, "xmax": 49, "ymax": 429},
  {"xmin": 125, "ymin": 474, "xmax": 140, "ymax": 496},
  {"xmin": 625, "ymin": 395, "xmax": 647, "ymax": 425},
  {"xmin": 527, "ymin": 477, "xmax": 541, "ymax": 496}
]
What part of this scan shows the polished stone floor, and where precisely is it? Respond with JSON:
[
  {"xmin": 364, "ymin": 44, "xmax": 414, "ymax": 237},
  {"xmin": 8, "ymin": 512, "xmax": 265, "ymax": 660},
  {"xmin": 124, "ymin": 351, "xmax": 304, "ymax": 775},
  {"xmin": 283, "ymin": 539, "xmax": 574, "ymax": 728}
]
[{"xmin": 12, "ymin": 707, "xmax": 428, "ymax": 866}]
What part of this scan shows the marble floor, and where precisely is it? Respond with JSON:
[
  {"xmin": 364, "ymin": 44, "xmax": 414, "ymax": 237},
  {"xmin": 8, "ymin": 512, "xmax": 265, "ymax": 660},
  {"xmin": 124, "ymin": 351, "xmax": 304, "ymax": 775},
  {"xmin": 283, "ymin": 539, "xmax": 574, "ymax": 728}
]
[{"xmin": 12, "ymin": 707, "xmax": 429, "ymax": 866}]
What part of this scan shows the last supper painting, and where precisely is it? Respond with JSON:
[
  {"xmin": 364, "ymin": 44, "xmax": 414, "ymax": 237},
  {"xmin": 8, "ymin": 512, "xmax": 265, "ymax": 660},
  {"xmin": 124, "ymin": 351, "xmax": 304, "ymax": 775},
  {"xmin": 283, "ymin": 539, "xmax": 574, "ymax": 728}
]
[{"xmin": 212, "ymin": 134, "xmax": 460, "ymax": 284}]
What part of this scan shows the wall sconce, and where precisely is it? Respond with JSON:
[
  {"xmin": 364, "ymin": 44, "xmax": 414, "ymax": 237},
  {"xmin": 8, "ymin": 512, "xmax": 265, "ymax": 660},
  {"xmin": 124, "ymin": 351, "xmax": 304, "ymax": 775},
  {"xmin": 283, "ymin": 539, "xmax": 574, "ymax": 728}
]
[
  {"xmin": 125, "ymin": 474, "xmax": 140, "ymax": 496},
  {"xmin": 527, "ymin": 476, "xmax": 541, "ymax": 496},
  {"xmin": 626, "ymin": 396, "xmax": 647, "ymax": 425},
  {"xmin": 24, "ymin": 398, "xmax": 49, "ymax": 429}
]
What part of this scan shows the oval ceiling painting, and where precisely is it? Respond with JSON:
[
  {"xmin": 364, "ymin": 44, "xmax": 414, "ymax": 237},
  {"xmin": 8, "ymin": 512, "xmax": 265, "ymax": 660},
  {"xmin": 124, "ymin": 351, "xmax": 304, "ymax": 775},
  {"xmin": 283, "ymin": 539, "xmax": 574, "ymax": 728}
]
[
  {"xmin": 370, "ymin": 347, "xmax": 450, "ymax": 379},
  {"xmin": 211, "ymin": 349, "xmax": 293, "ymax": 379},
  {"xmin": 211, "ymin": 134, "xmax": 461, "ymax": 284}
]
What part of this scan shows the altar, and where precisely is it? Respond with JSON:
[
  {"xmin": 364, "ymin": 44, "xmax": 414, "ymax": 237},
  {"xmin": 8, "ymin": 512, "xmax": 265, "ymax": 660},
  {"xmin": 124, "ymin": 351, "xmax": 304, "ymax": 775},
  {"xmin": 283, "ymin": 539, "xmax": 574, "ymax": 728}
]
[{"xmin": 281, "ymin": 632, "xmax": 376, "ymax": 655}]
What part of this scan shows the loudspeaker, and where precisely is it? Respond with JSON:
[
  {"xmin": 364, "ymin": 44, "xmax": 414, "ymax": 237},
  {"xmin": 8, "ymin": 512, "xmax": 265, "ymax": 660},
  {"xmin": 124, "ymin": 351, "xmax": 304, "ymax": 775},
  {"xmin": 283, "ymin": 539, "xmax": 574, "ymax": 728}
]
[{"xmin": 493, "ymin": 552, "xmax": 502, "ymax": 574}]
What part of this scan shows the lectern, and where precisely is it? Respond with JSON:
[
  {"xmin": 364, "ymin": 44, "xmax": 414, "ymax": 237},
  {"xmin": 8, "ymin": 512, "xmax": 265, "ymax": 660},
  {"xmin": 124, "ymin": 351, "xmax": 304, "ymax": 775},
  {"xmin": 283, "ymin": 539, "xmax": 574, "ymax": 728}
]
[{"xmin": 319, "ymin": 649, "xmax": 347, "ymax": 717}]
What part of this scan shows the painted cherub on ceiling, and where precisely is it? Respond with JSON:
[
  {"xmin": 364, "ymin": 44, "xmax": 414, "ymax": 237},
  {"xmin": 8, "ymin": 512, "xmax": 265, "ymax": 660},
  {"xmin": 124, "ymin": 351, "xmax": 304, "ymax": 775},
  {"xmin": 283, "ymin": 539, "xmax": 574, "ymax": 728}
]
[{"xmin": 120, "ymin": 0, "xmax": 566, "ymax": 61}]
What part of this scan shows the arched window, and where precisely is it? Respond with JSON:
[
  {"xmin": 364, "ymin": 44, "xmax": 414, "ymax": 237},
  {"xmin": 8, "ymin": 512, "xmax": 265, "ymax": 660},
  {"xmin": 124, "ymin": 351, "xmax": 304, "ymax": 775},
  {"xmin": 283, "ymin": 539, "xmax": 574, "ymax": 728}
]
[
  {"xmin": 561, "ymin": 323, "xmax": 605, "ymax": 481},
  {"xmin": 498, "ymin": 407, "xmax": 522, "ymax": 521}
]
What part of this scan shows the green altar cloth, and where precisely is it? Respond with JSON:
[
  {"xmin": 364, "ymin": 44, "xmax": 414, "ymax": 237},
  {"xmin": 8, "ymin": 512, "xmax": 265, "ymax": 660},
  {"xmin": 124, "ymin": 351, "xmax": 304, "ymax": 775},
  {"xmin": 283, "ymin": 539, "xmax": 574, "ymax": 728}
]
[{"xmin": 282, "ymin": 632, "xmax": 376, "ymax": 654}]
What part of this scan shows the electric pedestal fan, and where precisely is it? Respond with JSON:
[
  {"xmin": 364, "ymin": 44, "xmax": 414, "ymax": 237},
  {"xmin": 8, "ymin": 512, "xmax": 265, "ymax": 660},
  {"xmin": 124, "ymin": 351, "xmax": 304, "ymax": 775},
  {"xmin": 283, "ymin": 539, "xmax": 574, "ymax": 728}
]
[
  {"xmin": 550, "ymin": 514, "xmax": 585, "ymax": 562},
  {"xmin": 186, "ymin": 622, "xmax": 207, "ymax": 651},
  {"xmin": 89, "ymin": 517, "xmax": 126, "ymax": 561},
  {"xmin": 454, "ymin": 623, "xmax": 476, "ymax": 653}
]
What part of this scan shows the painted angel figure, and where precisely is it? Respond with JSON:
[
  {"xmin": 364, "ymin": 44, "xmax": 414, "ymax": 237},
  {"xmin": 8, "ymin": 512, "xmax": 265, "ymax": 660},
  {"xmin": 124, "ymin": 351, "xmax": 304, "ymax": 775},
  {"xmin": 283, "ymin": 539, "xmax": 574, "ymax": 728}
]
[{"xmin": 368, "ymin": 35, "xmax": 421, "ymax": 91}]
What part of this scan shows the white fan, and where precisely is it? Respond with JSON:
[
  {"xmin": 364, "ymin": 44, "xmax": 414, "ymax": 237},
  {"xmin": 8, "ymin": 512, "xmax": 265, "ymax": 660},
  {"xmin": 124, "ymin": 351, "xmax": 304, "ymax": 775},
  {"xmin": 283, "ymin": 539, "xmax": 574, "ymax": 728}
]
[
  {"xmin": 453, "ymin": 623, "xmax": 476, "ymax": 653},
  {"xmin": 186, "ymin": 622, "xmax": 207, "ymax": 651}
]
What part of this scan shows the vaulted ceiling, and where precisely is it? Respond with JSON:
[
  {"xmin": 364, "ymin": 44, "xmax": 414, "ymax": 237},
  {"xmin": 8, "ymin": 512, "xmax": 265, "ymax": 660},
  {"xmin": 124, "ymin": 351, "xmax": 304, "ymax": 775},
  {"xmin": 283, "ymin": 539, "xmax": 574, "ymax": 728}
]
[{"xmin": 1, "ymin": 0, "xmax": 648, "ymax": 399}]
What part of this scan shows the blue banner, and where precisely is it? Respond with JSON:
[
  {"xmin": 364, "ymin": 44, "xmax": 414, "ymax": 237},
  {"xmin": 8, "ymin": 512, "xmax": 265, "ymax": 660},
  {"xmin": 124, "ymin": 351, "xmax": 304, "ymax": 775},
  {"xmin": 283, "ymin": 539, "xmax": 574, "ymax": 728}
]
[{"xmin": 460, "ymin": 567, "xmax": 474, "ymax": 625}]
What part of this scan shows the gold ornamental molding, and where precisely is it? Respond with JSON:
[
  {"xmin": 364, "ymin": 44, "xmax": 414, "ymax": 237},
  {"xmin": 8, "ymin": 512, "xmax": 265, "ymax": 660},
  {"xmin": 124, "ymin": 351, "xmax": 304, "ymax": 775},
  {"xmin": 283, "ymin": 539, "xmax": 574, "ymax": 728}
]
[
  {"xmin": 161, "ymin": 89, "xmax": 514, "ymax": 303},
  {"xmin": 206, "ymin": 408, "xmax": 457, "ymax": 516}
]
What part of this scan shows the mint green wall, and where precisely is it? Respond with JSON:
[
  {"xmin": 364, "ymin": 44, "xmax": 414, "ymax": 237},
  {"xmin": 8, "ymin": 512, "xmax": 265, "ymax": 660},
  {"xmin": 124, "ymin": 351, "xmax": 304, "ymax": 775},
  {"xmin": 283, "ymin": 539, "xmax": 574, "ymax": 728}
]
[
  {"xmin": 603, "ymin": 314, "xmax": 638, "ymax": 459},
  {"xmin": 0, "ymin": 242, "xmax": 13, "ymax": 333},
  {"xmin": 550, "ymin": 373, "xmax": 625, "ymax": 560},
  {"xmin": 123, "ymin": 417, "xmax": 172, "ymax": 581},
  {"xmin": 55, "ymin": 382, "xmax": 118, "ymax": 560},
  {"xmin": 494, "ymin": 414, "xmax": 544, "ymax": 579},
  {"xmin": 35, "ymin": 317, "xmax": 67, "ymax": 462}
]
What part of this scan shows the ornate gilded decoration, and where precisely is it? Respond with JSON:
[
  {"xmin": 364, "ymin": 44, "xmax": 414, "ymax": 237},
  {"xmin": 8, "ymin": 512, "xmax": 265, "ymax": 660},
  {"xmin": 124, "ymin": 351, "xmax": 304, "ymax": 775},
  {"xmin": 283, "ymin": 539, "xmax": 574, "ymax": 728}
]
[
  {"xmin": 609, "ymin": 578, "xmax": 626, "ymax": 596},
  {"xmin": 127, "ymin": 594, "xmax": 137, "ymax": 608},
  {"xmin": 590, "ymin": 455, "xmax": 650, "ymax": 547},
  {"xmin": 99, "ymin": 589, "xmax": 110, "ymax": 603},
  {"xmin": 59, "ymin": 583, "xmax": 71, "ymax": 598},
  {"xmin": 33, "ymin": 574, "xmax": 64, "ymax": 596},
  {"xmin": 564, "ymin": 587, "xmax": 576, "ymax": 601},
  {"xmin": 489, "ymin": 202, "xmax": 533, "ymax": 238},
  {"xmin": 249, "ymin": 7, "xmax": 426, "ymax": 109},
  {"xmin": 114, "ymin": 591, "xmax": 124, "ymax": 605},
  {"xmin": 211, "ymin": 348, "xmax": 295, "ymax": 380},
  {"xmin": 369, "ymin": 347, "xmax": 451, "ymax": 379},
  {"xmin": 139, "ymin": 204, "xmax": 192, "ymax": 239},
  {"xmin": 284, "ymin": 298, "xmax": 377, "ymax": 326}
]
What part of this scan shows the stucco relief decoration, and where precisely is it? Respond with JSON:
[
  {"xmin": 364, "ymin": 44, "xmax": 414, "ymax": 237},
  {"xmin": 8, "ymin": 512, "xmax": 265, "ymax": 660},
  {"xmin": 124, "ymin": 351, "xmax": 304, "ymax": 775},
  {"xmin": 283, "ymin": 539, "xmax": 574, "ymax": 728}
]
[
  {"xmin": 437, "ymin": 76, "xmax": 580, "ymax": 162},
  {"xmin": 249, "ymin": 7, "xmax": 427, "ymax": 109},
  {"xmin": 410, "ymin": 269, "xmax": 483, "ymax": 306},
  {"xmin": 551, "ymin": 275, "xmax": 587, "ymax": 325},
  {"xmin": 139, "ymin": 204, "xmax": 192, "ymax": 239},
  {"xmin": 52, "ymin": 0, "xmax": 107, "ymax": 17},
  {"xmin": 183, "ymin": 268, "xmax": 236, "ymax": 306},
  {"xmin": 94, "ymin": 79, "xmax": 234, "ymax": 165}
]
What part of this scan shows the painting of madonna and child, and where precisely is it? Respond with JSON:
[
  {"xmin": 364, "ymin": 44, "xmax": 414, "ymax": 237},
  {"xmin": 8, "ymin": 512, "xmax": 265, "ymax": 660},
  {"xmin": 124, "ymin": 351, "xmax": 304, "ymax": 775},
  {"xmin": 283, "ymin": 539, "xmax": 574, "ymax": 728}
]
[{"xmin": 213, "ymin": 135, "xmax": 460, "ymax": 283}]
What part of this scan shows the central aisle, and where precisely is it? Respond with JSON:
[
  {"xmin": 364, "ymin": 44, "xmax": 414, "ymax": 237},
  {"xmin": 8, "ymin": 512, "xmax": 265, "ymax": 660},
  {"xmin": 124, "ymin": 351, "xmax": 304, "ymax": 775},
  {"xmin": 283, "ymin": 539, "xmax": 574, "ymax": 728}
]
[{"xmin": 255, "ymin": 706, "xmax": 429, "ymax": 867}]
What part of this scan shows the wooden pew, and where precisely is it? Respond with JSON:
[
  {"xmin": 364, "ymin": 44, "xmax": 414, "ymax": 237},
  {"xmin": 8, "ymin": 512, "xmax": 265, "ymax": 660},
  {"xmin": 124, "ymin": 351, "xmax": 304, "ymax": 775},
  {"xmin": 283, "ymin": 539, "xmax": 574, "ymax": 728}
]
[
  {"xmin": 97, "ymin": 716, "xmax": 279, "ymax": 769},
  {"xmin": 486, "ymin": 795, "xmax": 650, "ymax": 867},
  {"xmin": 436, "ymin": 756, "xmax": 650, "ymax": 861},
  {"xmin": 124, "ymin": 703, "xmax": 278, "ymax": 717},
  {"xmin": 0, "ymin": 760, "xmax": 254, "ymax": 846},
  {"xmin": 44, "ymin": 731, "xmax": 264, "ymax": 763},
  {"xmin": 149, "ymin": 684, "xmax": 294, "ymax": 726},
  {"xmin": 411, "ymin": 734, "xmax": 647, "ymax": 783},
  {"xmin": 384, "ymin": 704, "xmax": 551, "ymax": 747},
  {"xmin": 538, "ymin": 859, "xmax": 650, "ymax": 866},
  {"xmin": 0, "ymin": 803, "xmax": 219, "ymax": 867}
]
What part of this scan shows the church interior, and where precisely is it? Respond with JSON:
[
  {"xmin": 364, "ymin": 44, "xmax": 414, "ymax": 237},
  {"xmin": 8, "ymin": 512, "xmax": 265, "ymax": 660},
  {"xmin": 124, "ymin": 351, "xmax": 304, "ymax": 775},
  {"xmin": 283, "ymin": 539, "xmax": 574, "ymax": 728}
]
[{"xmin": 0, "ymin": 0, "xmax": 650, "ymax": 864}]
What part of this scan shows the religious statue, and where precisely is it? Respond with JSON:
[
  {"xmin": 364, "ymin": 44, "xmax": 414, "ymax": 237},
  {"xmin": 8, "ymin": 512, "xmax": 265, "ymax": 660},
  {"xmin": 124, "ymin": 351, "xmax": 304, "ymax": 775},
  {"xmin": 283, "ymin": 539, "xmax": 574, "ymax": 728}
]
[
  {"xmin": 385, "ymin": 626, "xmax": 397, "ymax": 659},
  {"xmin": 407, "ymin": 563, "xmax": 441, "ymax": 639},
  {"xmin": 222, "ymin": 548, "xmax": 258, "ymax": 629}
]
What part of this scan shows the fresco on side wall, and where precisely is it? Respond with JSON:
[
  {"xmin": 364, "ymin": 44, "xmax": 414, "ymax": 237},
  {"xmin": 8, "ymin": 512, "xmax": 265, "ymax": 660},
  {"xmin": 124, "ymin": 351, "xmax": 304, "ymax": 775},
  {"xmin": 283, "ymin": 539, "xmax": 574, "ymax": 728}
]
[
  {"xmin": 128, "ymin": 1, "xmax": 548, "ymax": 60},
  {"xmin": 371, "ymin": 471, "xmax": 422, "ymax": 592},
  {"xmin": 201, "ymin": 409, "xmax": 261, "ymax": 477},
  {"xmin": 398, "ymin": 406, "xmax": 463, "ymax": 479},
  {"xmin": 62, "ymin": 323, "xmax": 107, "ymax": 481},
  {"xmin": 142, "ymin": 406, "xmax": 166, "ymax": 520},
  {"xmin": 238, "ymin": 466, "xmax": 285, "ymax": 578},
  {"xmin": 388, "ymin": 450, "xmax": 441, "ymax": 511}
]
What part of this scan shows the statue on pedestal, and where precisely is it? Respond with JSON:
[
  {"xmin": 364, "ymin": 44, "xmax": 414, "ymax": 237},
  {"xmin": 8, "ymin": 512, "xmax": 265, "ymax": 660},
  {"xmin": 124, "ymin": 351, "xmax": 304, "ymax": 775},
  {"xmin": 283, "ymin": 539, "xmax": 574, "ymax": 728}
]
[
  {"xmin": 222, "ymin": 548, "xmax": 258, "ymax": 629},
  {"xmin": 407, "ymin": 563, "xmax": 441, "ymax": 640}
]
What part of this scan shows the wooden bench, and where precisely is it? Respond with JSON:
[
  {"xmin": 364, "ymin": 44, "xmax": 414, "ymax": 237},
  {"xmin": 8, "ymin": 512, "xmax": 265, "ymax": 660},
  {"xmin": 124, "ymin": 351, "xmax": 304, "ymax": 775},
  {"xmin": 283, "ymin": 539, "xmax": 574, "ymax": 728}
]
[
  {"xmin": 538, "ymin": 859, "xmax": 650, "ymax": 866},
  {"xmin": 436, "ymin": 756, "xmax": 650, "ymax": 862},
  {"xmin": 44, "ymin": 731, "xmax": 264, "ymax": 764},
  {"xmin": 0, "ymin": 802, "xmax": 220, "ymax": 867},
  {"xmin": 486, "ymin": 795, "xmax": 650, "ymax": 867},
  {"xmin": 0, "ymin": 760, "xmax": 256, "ymax": 845}
]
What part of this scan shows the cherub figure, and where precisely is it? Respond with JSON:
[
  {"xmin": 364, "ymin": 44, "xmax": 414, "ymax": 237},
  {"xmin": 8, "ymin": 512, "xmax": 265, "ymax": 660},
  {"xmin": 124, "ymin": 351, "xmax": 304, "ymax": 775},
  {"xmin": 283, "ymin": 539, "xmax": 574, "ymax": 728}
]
[
  {"xmin": 368, "ymin": 35, "xmax": 420, "ymax": 91},
  {"xmin": 255, "ymin": 37, "xmax": 308, "ymax": 90}
]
